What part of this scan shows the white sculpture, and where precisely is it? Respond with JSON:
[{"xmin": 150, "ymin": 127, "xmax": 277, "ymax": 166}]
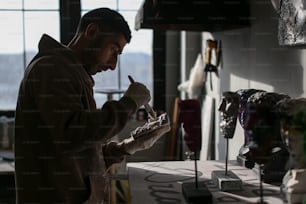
[{"xmin": 177, "ymin": 53, "xmax": 205, "ymax": 99}]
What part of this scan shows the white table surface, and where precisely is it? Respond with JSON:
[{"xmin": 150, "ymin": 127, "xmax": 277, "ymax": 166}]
[{"xmin": 127, "ymin": 160, "xmax": 284, "ymax": 204}]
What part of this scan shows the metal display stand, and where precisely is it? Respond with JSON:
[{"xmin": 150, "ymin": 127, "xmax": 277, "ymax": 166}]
[
  {"xmin": 211, "ymin": 137, "xmax": 242, "ymax": 191},
  {"xmin": 182, "ymin": 152, "xmax": 212, "ymax": 204}
]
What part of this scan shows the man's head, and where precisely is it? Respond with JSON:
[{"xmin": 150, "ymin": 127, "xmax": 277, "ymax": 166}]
[
  {"xmin": 77, "ymin": 8, "xmax": 131, "ymax": 43},
  {"xmin": 70, "ymin": 8, "xmax": 132, "ymax": 75}
]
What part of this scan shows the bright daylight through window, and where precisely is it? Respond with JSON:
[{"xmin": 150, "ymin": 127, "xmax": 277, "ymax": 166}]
[{"xmin": 0, "ymin": 0, "xmax": 152, "ymax": 110}]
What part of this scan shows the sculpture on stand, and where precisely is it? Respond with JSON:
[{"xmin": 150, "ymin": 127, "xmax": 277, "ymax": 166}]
[
  {"xmin": 236, "ymin": 90, "xmax": 290, "ymax": 203},
  {"xmin": 236, "ymin": 89, "xmax": 266, "ymax": 169},
  {"xmin": 212, "ymin": 91, "xmax": 242, "ymax": 191},
  {"xmin": 275, "ymin": 98, "xmax": 306, "ymax": 203},
  {"xmin": 242, "ymin": 91, "xmax": 290, "ymax": 165},
  {"xmin": 235, "ymin": 89, "xmax": 290, "ymax": 183},
  {"xmin": 244, "ymin": 91, "xmax": 290, "ymax": 184},
  {"xmin": 178, "ymin": 99, "xmax": 212, "ymax": 204}
]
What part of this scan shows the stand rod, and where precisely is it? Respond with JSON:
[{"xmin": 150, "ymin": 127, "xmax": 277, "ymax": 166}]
[
  {"xmin": 259, "ymin": 164, "xmax": 264, "ymax": 204},
  {"xmin": 194, "ymin": 151, "xmax": 198, "ymax": 188},
  {"xmin": 225, "ymin": 138, "xmax": 229, "ymax": 175}
]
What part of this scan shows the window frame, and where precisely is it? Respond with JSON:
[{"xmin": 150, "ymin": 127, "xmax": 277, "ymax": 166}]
[
  {"xmin": 0, "ymin": 0, "xmax": 60, "ymax": 111},
  {"xmin": 0, "ymin": 0, "xmax": 157, "ymax": 111}
]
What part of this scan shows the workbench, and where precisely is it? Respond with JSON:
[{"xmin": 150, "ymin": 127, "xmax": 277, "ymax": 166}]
[
  {"xmin": 0, "ymin": 159, "xmax": 286, "ymax": 203},
  {"xmin": 127, "ymin": 160, "xmax": 284, "ymax": 203}
]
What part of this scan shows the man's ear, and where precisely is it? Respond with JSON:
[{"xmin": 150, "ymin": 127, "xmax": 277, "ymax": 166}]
[{"xmin": 85, "ymin": 23, "xmax": 100, "ymax": 40}]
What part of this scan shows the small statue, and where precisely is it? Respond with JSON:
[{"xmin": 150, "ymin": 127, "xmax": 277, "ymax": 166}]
[
  {"xmin": 213, "ymin": 91, "xmax": 242, "ymax": 191},
  {"xmin": 235, "ymin": 89, "xmax": 290, "ymax": 183},
  {"xmin": 218, "ymin": 91, "xmax": 240, "ymax": 139},
  {"xmin": 178, "ymin": 99, "xmax": 202, "ymax": 153},
  {"xmin": 275, "ymin": 98, "xmax": 306, "ymax": 203},
  {"xmin": 243, "ymin": 91, "xmax": 290, "ymax": 165},
  {"xmin": 177, "ymin": 54, "xmax": 205, "ymax": 99},
  {"xmin": 236, "ymin": 89, "xmax": 266, "ymax": 168}
]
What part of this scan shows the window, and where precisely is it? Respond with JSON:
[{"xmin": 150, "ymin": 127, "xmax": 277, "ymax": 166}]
[
  {"xmin": 81, "ymin": 0, "xmax": 153, "ymax": 107},
  {"xmin": 0, "ymin": 0, "xmax": 60, "ymax": 110},
  {"xmin": 0, "ymin": 0, "xmax": 152, "ymax": 110}
]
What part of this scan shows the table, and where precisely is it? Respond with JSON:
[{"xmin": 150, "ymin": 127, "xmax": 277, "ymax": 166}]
[{"xmin": 127, "ymin": 160, "xmax": 284, "ymax": 203}]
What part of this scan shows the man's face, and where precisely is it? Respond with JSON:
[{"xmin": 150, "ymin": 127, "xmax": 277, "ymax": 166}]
[{"xmin": 83, "ymin": 33, "xmax": 127, "ymax": 75}]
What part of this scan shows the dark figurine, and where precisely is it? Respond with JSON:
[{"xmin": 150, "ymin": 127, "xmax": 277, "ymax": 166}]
[
  {"xmin": 236, "ymin": 89, "xmax": 266, "ymax": 168},
  {"xmin": 218, "ymin": 91, "xmax": 240, "ymax": 139},
  {"xmin": 178, "ymin": 99, "xmax": 202, "ymax": 152},
  {"xmin": 235, "ymin": 89, "xmax": 290, "ymax": 184}
]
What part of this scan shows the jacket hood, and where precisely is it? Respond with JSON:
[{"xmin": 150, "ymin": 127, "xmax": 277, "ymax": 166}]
[
  {"xmin": 38, "ymin": 34, "xmax": 76, "ymax": 60},
  {"xmin": 34, "ymin": 34, "xmax": 94, "ymax": 87}
]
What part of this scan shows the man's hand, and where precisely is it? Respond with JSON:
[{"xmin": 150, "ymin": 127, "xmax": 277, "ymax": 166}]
[{"xmin": 124, "ymin": 82, "xmax": 151, "ymax": 110}]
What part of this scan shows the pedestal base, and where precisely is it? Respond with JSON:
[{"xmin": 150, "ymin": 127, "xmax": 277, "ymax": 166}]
[
  {"xmin": 236, "ymin": 154, "xmax": 255, "ymax": 169},
  {"xmin": 182, "ymin": 182, "xmax": 212, "ymax": 204},
  {"xmin": 237, "ymin": 147, "xmax": 289, "ymax": 184},
  {"xmin": 281, "ymin": 169, "xmax": 306, "ymax": 204},
  {"xmin": 211, "ymin": 170, "xmax": 242, "ymax": 191},
  {"xmin": 252, "ymin": 163, "xmax": 285, "ymax": 184}
]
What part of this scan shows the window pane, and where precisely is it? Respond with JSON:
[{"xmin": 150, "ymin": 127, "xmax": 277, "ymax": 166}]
[
  {"xmin": 119, "ymin": 52, "xmax": 153, "ymax": 93},
  {"xmin": 0, "ymin": 0, "xmax": 22, "ymax": 9},
  {"xmin": 0, "ymin": 11, "xmax": 24, "ymax": 110},
  {"xmin": 93, "ymin": 69, "xmax": 120, "ymax": 107},
  {"xmin": 0, "ymin": 53, "xmax": 23, "ymax": 110},
  {"xmin": 126, "ymin": 30, "xmax": 152, "ymax": 54},
  {"xmin": 81, "ymin": 0, "xmax": 117, "ymax": 10},
  {"xmin": 119, "ymin": 11, "xmax": 153, "ymax": 92},
  {"xmin": 93, "ymin": 69, "xmax": 119, "ymax": 90},
  {"xmin": 24, "ymin": 11, "xmax": 60, "ymax": 64},
  {"xmin": 24, "ymin": 0, "xmax": 59, "ymax": 10},
  {"xmin": 120, "ymin": 11, "xmax": 152, "ymax": 54},
  {"xmin": 0, "ymin": 12, "xmax": 23, "ymax": 53},
  {"xmin": 119, "ymin": 0, "xmax": 144, "ymax": 10}
]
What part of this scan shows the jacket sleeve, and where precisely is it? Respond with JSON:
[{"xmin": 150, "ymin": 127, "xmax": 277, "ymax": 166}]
[
  {"xmin": 102, "ymin": 141, "xmax": 128, "ymax": 169},
  {"xmin": 28, "ymin": 56, "xmax": 137, "ymax": 154}
]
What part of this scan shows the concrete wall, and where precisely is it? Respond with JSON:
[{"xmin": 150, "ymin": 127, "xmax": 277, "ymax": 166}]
[
  {"xmin": 210, "ymin": 0, "xmax": 306, "ymax": 160},
  {"xmin": 164, "ymin": 0, "xmax": 306, "ymax": 161}
]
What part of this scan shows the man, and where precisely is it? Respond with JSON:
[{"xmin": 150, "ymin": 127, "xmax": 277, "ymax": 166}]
[{"xmin": 15, "ymin": 8, "xmax": 170, "ymax": 204}]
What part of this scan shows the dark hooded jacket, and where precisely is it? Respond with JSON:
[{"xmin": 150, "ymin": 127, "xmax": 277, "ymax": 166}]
[{"xmin": 14, "ymin": 34, "xmax": 136, "ymax": 204}]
